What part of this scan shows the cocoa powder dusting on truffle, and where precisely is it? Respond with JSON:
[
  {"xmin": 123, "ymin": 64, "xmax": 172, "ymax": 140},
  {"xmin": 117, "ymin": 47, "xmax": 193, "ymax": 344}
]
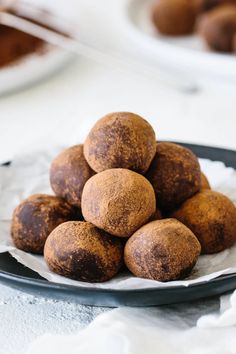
[
  {"xmin": 50, "ymin": 145, "xmax": 94, "ymax": 208},
  {"xmin": 171, "ymin": 190, "xmax": 236, "ymax": 254},
  {"xmin": 81, "ymin": 168, "xmax": 156, "ymax": 237},
  {"xmin": 44, "ymin": 221, "xmax": 123, "ymax": 282},
  {"xmin": 146, "ymin": 142, "xmax": 201, "ymax": 212},
  {"xmin": 124, "ymin": 219, "xmax": 201, "ymax": 281},
  {"xmin": 83, "ymin": 112, "xmax": 156, "ymax": 174},
  {"xmin": 11, "ymin": 194, "xmax": 77, "ymax": 254}
]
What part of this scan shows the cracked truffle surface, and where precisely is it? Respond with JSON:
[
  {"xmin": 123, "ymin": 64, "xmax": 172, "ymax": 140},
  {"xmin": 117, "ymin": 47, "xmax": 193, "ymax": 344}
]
[
  {"xmin": 81, "ymin": 168, "xmax": 156, "ymax": 237},
  {"xmin": 44, "ymin": 221, "xmax": 123, "ymax": 282},
  {"xmin": 146, "ymin": 142, "xmax": 201, "ymax": 212},
  {"xmin": 83, "ymin": 112, "xmax": 156, "ymax": 174},
  {"xmin": 124, "ymin": 218, "xmax": 201, "ymax": 281},
  {"xmin": 152, "ymin": 0, "xmax": 196, "ymax": 35},
  {"xmin": 50, "ymin": 145, "xmax": 94, "ymax": 208},
  {"xmin": 171, "ymin": 190, "xmax": 236, "ymax": 254},
  {"xmin": 11, "ymin": 194, "xmax": 77, "ymax": 254}
]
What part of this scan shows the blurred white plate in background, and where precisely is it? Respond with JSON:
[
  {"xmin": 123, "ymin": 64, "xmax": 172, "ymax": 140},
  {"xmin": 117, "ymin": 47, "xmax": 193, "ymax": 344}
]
[
  {"xmin": 125, "ymin": 0, "xmax": 236, "ymax": 86},
  {"xmin": 0, "ymin": 47, "xmax": 74, "ymax": 96},
  {"xmin": 0, "ymin": 1, "xmax": 76, "ymax": 96}
]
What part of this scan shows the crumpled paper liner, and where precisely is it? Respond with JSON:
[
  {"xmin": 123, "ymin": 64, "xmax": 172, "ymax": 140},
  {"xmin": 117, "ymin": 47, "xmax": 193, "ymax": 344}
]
[{"xmin": 0, "ymin": 147, "xmax": 236, "ymax": 290}]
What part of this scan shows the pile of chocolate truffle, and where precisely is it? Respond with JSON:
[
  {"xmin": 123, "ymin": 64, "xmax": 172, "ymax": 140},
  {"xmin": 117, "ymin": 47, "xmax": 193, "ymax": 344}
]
[
  {"xmin": 152, "ymin": 0, "xmax": 236, "ymax": 54},
  {"xmin": 11, "ymin": 112, "xmax": 236, "ymax": 283}
]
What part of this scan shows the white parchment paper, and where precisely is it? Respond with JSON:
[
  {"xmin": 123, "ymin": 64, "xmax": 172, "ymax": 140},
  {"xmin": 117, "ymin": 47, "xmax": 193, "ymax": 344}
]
[{"xmin": 0, "ymin": 147, "xmax": 236, "ymax": 290}]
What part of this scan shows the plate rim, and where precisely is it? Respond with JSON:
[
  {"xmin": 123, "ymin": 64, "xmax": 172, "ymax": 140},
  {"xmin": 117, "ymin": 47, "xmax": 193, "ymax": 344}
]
[{"xmin": 1, "ymin": 265, "xmax": 236, "ymax": 294}]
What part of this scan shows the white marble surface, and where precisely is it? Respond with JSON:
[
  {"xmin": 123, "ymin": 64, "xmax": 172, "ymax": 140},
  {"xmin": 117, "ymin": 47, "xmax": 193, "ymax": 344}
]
[
  {"xmin": 0, "ymin": 0, "xmax": 236, "ymax": 353},
  {"xmin": 0, "ymin": 284, "xmax": 106, "ymax": 354}
]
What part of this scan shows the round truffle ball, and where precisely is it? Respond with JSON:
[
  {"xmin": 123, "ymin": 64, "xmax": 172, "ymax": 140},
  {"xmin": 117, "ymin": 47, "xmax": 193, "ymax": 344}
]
[
  {"xmin": 44, "ymin": 221, "xmax": 123, "ymax": 282},
  {"xmin": 11, "ymin": 194, "xmax": 77, "ymax": 254},
  {"xmin": 200, "ymin": 172, "xmax": 211, "ymax": 190},
  {"xmin": 124, "ymin": 219, "xmax": 201, "ymax": 282},
  {"xmin": 152, "ymin": 0, "xmax": 196, "ymax": 36},
  {"xmin": 198, "ymin": 5, "xmax": 236, "ymax": 52},
  {"xmin": 50, "ymin": 145, "xmax": 94, "ymax": 208},
  {"xmin": 171, "ymin": 190, "xmax": 236, "ymax": 254},
  {"xmin": 83, "ymin": 112, "xmax": 156, "ymax": 174},
  {"xmin": 146, "ymin": 142, "xmax": 201, "ymax": 212},
  {"xmin": 81, "ymin": 168, "xmax": 156, "ymax": 237}
]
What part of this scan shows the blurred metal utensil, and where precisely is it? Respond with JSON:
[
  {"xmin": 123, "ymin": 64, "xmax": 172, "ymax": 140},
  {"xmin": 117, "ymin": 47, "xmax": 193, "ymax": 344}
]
[
  {"xmin": 0, "ymin": 11, "xmax": 198, "ymax": 93},
  {"xmin": 0, "ymin": 0, "xmax": 15, "ymax": 11}
]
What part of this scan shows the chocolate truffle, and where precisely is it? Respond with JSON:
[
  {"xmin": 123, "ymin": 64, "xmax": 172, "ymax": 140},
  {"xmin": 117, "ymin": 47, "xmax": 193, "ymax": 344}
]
[
  {"xmin": 124, "ymin": 219, "xmax": 201, "ymax": 282},
  {"xmin": 200, "ymin": 172, "xmax": 211, "ymax": 190},
  {"xmin": 171, "ymin": 190, "xmax": 236, "ymax": 254},
  {"xmin": 233, "ymin": 33, "xmax": 236, "ymax": 52},
  {"xmin": 149, "ymin": 208, "xmax": 163, "ymax": 221},
  {"xmin": 152, "ymin": 0, "xmax": 196, "ymax": 36},
  {"xmin": 81, "ymin": 168, "xmax": 156, "ymax": 237},
  {"xmin": 193, "ymin": 0, "xmax": 236, "ymax": 14},
  {"xmin": 44, "ymin": 221, "xmax": 123, "ymax": 282},
  {"xmin": 198, "ymin": 5, "xmax": 236, "ymax": 52},
  {"xmin": 50, "ymin": 145, "xmax": 94, "ymax": 208},
  {"xmin": 83, "ymin": 112, "xmax": 156, "ymax": 174},
  {"xmin": 11, "ymin": 194, "xmax": 76, "ymax": 254},
  {"xmin": 146, "ymin": 142, "xmax": 201, "ymax": 212}
]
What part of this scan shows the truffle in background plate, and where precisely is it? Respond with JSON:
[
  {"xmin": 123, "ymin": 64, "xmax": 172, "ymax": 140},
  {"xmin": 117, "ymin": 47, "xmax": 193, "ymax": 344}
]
[
  {"xmin": 44, "ymin": 221, "xmax": 123, "ymax": 282},
  {"xmin": 152, "ymin": 0, "xmax": 196, "ymax": 36},
  {"xmin": 11, "ymin": 194, "xmax": 78, "ymax": 254},
  {"xmin": 50, "ymin": 145, "xmax": 94, "ymax": 208},
  {"xmin": 198, "ymin": 5, "xmax": 236, "ymax": 52},
  {"xmin": 171, "ymin": 190, "xmax": 236, "ymax": 254},
  {"xmin": 124, "ymin": 219, "xmax": 201, "ymax": 282},
  {"xmin": 192, "ymin": 0, "xmax": 236, "ymax": 14},
  {"xmin": 83, "ymin": 112, "xmax": 156, "ymax": 175},
  {"xmin": 81, "ymin": 168, "xmax": 156, "ymax": 237}
]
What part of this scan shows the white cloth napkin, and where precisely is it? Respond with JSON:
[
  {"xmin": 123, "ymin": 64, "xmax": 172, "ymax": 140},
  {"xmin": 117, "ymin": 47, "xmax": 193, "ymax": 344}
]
[{"xmin": 28, "ymin": 290, "xmax": 236, "ymax": 354}]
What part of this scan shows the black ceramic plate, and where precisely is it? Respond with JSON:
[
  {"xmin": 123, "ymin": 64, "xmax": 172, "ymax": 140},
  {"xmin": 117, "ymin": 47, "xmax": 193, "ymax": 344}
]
[{"xmin": 0, "ymin": 143, "xmax": 236, "ymax": 307}]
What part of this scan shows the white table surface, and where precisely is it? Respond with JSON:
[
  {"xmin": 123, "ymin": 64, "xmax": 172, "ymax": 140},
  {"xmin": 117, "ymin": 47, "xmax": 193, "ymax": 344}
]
[{"xmin": 0, "ymin": 1, "xmax": 236, "ymax": 353}]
